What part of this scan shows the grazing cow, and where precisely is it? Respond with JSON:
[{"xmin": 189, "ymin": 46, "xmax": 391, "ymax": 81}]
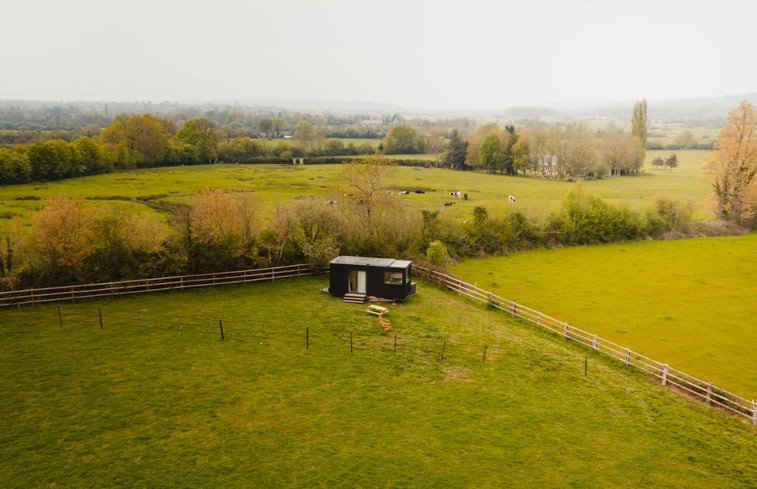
[
  {"xmin": 444, "ymin": 201, "xmax": 454, "ymax": 206},
  {"xmin": 399, "ymin": 190, "xmax": 410, "ymax": 195},
  {"xmin": 326, "ymin": 199, "xmax": 338, "ymax": 207},
  {"xmin": 508, "ymin": 195, "xmax": 516, "ymax": 203},
  {"xmin": 449, "ymin": 191, "xmax": 462, "ymax": 198}
]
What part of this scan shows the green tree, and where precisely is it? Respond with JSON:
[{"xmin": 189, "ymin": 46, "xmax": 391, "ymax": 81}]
[
  {"xmin": 479, "ymin": 133, "xmax": 503, "ymax": 173},
  {"xmin": 632, "ymin": 99, "xmax": 648, "ymax": 166},
  {"xmin": 442, "ymin": 130, "xmax": 468, "ymax": 170},
  {"xmin": 71, "ymin": 136, "xmax": 111, "ymax": 174},
  {"xmin": 0, "ymin": 147, "xmax": 31, "ymax": 184},
  {"xmin": 177, "ymin": 118, "xmax": 219, "ymax": 163},
  {"xmin": 27, "ymin": 140, "xmax": 74, "ymax": 180},
  {"xmin": 664, "ymin": 154, "xmax": 678, "ymax": 171},
  {"xmin": 631, "ymin": 98, "xmax": 647, "ymax": 147},
  {"xmin": 383, "ymin": 125, "xmax": 426, "ymax": 154},
  {"xmin": 426, "ymin": 240, "xmax": 449, "ymax": 266}
]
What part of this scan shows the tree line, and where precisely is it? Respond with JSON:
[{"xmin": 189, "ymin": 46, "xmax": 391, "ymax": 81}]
[{"xmin": 0, "ymin": 157, "xmax": 704, "ymax": 290}]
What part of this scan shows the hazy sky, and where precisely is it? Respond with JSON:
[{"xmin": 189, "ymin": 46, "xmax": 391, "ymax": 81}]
[{"xmin": 2, "ymin": 0, "xmax": 755, "ymax": 110}]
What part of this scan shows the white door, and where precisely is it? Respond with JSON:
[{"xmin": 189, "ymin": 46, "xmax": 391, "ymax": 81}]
[{"xmin": 356, "ymin": 270, "xmax": 367, "ymax": 293}]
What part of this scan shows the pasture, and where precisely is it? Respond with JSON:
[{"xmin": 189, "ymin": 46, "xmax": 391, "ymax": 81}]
[
  {"xmin": 0, "ymin": 277, "xmax": 754, "ymax": 487},
  {"xmin": 0, "ymin": 149, "xmax": 715, "ymax": 240},
  {"xmin": 451, "ymin": 233, "xmax": 757, "ymax": 398}
]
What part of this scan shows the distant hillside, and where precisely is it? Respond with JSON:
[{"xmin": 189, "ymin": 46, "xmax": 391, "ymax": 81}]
[{"xmin": 504, "ymin": 93, "xmax": 757, "ymax": 123}]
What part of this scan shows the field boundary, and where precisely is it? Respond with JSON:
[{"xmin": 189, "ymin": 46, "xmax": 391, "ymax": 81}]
[
  {"xmin": 414, "ymin": 264, "xmax": 756, "ymax": 425},
  {"xmin": 0, "ymin": 264, "xmax": 321, "ymax": 307}
]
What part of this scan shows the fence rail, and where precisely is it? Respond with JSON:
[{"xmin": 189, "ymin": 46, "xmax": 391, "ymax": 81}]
[
  {"xmin": 414, "ymin": 265, "xmax": 756, "ymax": 425},
  {"xmin": 0, "ymin": 264, "xmax": 321, "ymax": 308}
]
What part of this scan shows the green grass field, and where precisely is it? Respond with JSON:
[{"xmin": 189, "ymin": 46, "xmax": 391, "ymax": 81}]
[
  {"xmin": 0, "ymin": 149, "xmax": 715, "ymax": 240},
  {"xmin": 0, "ymin": 277, "xmax": 754, "ymax": 487},
  {"xmin": 451, "ymin": 233, "xmax": 757, "ymax": 398}
]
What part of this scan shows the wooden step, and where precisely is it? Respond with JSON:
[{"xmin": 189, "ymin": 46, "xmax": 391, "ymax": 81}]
[{"xmin": 343, "ymin": 292, "xmax": 367, "ymax": 304}]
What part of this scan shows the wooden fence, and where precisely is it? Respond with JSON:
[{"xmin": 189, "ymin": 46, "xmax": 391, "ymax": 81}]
[
  {"xmin": 0, "ymin": 264, "xmax": 319, "ymax": 308},
  {"xmin": 414, "ymin": 265, "xmax": 756, "ymax": 425}
]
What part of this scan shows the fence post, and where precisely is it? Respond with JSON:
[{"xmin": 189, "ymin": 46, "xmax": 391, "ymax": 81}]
[
  {"xmin": 219, "ymin": 320, "xmax": 224, "ymax": 341},
  {"xmin": 537, "ymin": 313, "xmax": 542, "ymax": 327},
  {"xmin": 350, "ymin": 331, "xmax": 353, "ymax": 353},
  {"xmin": 584, "ymin": 356, "xmax": 587, "ymax": 376},
  {"xmin": 624, "ymin": 348, "xmax": 631, "ymax": 366},
  {"xmin": 706, "ymin": 383, "xmax": 712, "ymax": 405},
  {"xmin": 70, "ymin": 286, "xmax": 75, "ymax": 304},
  {"xmin": 98, "ymin": 308, "xmax": 103, "ymax": 329},
  {"xmin": 592, "ymin": 334, "xmax": 598, "ymax": 350},
  {"xmin": 488, "ymin": 292, "xmax": 493, "ymax": 307},
  {"xmin": 306, "ymin": 327, "xmax": 309, "ymax": 350},
  {"xmin": 511, "ymin": 303, "xmax": 517, "ymax": 317},
  {"xmin": 439, "ymin": 340, "xmax": 446, "ymax": 362},
  {"xmin": 752, "ymin": 400, "xmax": 756, "ymax": 425},
  {"xmin": 563, "ymin": 322, "xmax": 569, "ymax": 339},
  {"xmin": 662, "ymin": 364, "xmax": 669, "ymax": 386},
  {"xmin": 393, "ymin": 335, "xmax": 397, "ymax": 356},
  {"xmin": 482, "ymin": 345, "xmax": 487, "ymax": 366},
  {"xmin": 57, "ymin": 305, "xmax": 62, "ymax": 327}
]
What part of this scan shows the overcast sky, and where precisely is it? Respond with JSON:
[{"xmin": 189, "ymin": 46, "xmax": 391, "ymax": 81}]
[{"xmin": 2, "ymin": 0, "xmax": 755, "ymax": 110}]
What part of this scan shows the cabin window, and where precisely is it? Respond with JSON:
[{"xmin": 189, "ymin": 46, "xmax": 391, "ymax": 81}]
[{"xmin": 384, "ymin": 271, "xmax": 404, "ymax": 284}]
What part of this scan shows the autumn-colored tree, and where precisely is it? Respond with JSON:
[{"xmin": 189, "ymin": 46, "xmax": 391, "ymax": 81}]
[
  {"xmin": 601, "ymin": 129, "xmax": 642, "ymax": 176},
  {"xmin": 710, "ymin": 100, "xmax": 757, "ymax": 227},
  {"xmin": 186, "ymin": 189, "xmax": 262, "ymax": 271},
  {"xmin": 31, "ymin": 196, "xmax": 95, "ymax": 284}
]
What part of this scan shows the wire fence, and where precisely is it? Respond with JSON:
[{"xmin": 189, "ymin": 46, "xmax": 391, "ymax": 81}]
[
  {"xmin": 0, "ymin": 264, "xmax": 322, "ymax": 308},
  {"xmin": 8, "ymin": 302, "xmax": 600, "ymax": 384},
  {"xmin": 413, "ymin": 265, "xmax": 756, "ymax": 425},
  {"xmin": 1, "ymin": 262, "xmax": 754, "ymax": 424}
]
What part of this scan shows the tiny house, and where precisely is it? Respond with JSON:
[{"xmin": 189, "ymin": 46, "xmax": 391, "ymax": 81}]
[{"xmin": 328, "ymin": 256, "xmax": 416, "ymax": 302}]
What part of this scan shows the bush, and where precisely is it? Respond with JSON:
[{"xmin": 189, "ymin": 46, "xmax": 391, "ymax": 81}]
[{"xmin": 426, "ymin": 240, "xmax": 449, "ymax": 266}]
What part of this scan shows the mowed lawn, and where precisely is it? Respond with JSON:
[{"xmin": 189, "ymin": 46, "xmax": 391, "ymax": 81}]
[
  {"xmin": 0, "ymin": 277, "xmax": 755, "ymax": 488},
  {"xmin": 451, "ymin": 233, "xmax": 757, "ymax": 398}
]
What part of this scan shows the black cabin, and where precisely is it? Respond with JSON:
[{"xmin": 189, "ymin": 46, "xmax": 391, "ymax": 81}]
[{"xmin": 328, "ymin": 256, "xmax": 416, "ymax": 301}]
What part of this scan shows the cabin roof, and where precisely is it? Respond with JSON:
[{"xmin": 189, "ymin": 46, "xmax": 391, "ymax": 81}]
[{"xmin": 330, "ymin": 256, "xmax": 411, "ymax": 269}]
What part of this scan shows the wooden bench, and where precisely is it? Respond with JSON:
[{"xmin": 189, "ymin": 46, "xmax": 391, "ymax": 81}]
[{"xmin": 366, "ymin": 305, "xmax": 389, "ymax": 316}]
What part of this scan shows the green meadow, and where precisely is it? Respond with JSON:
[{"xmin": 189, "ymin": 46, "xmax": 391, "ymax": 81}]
[
  {"xmin": 0, "ymin": 149, "xmax": 715, "ymax": 239},
  {"xmin": 0, "ymin": 277, "xmax": 754, "ymax": 488},
  {"xmin": 451, "ymin": 233, "xmax": 757, "ymax": 398}
]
